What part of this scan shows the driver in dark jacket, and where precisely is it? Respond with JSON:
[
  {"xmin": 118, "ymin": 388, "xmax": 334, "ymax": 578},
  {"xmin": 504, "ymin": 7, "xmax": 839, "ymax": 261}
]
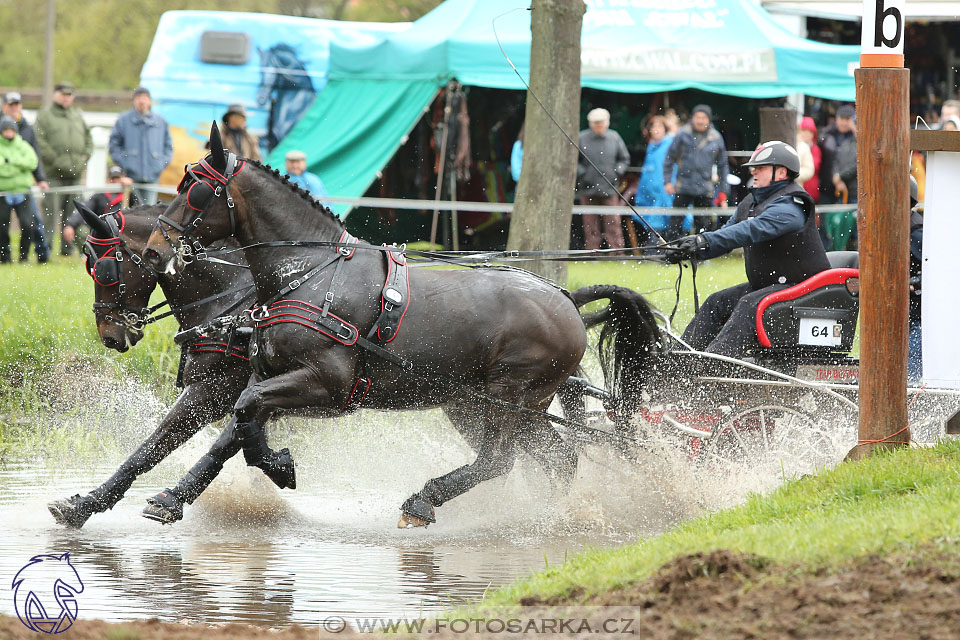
[{"xmin": 665, "ymin": 140, "xmax": 831, "ymax": 358}]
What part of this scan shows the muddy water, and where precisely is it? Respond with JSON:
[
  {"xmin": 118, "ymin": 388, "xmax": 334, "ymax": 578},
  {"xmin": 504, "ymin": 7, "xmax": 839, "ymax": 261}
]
[{"xmin": 0, "ymin": 397, "xmax": 857, "ymax": 629}]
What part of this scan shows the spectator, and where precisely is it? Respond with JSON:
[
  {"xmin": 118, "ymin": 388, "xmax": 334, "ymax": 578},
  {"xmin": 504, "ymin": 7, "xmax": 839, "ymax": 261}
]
[
  {"xmin": 663, "ymin": 104, "xmax": 730, "ymax": 238},
  {"xmin": 937, "ymin": 100, "xmax": 960, "ymax": 129},
  {"xmin": 941, "ymin": 116, "xmax": 960, "ymax": 131},
  {"xmin": 63, "ymin": 166, "xmax": 140, "ymax": 247},
  {"xmin": 3, "ymin": 91, "xmax": 49, "ymax": 261},
  {"xmin": 219, "ymin": 104, "xmax": 261, "ymax": 161},
  {"xmin": 108, "ymin": 87, "xmax": 173, "ymax": 205},
  {"xmin": 634, "ymin": 115, "xmax": 688, "ymax": 242},
  {"xmin": 798, "ymin": 117, "xmax": 821, "ymax": 203},
  {"xmin": 908, "ymin": 176, "xmax": 923, "ymax": 382},
  {"xmin": 819, "ymin": 104, "xmax": 857, "ymax": 205},
  {"xmin": 510, "ymin": 124, "xmax": 524, "ymax": 183},
  {"xmin": 283, "ymin": 150, "xmax": 330, "ymax": 208},
  {"xmin": 0, "ymin": 115, "xmax": 48, "ymax": 263},
  {"xmin": 35, "ymin": 81, "xmax": 92, "ymax": 256},
  {"xmin": 575, "ymin": 107, "xmax": 630, "ymax": 250}
]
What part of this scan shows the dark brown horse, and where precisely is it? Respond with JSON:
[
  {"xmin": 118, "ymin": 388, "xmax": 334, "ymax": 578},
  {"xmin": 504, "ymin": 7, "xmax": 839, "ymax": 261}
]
[
  {"xmin": 48, "ymin": 203, "xmax": 259, "ymax": 527},
  {"xmin": 143, "ymin": 126, "xmax": 662, "ymax": 527}
]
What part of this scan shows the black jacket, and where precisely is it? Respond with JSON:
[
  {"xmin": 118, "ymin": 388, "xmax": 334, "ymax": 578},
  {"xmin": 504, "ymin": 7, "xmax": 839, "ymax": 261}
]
[{"xmin": 733, "ymin": 181, "xmax": 831, "ymax": 289}]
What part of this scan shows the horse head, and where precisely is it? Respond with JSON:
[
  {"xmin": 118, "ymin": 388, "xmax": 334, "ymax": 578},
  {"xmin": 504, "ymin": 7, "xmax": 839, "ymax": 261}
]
[
  {"xmin": 77, "ymin": 201, "xmax": 163, "ymax": 352},
  {"xmin": 143, "ymin": 121, "xmax": 342, "ymax": 274},
  {"xmin": 12, "ymin": 553, "xmax": 84, "ymax": 633}
]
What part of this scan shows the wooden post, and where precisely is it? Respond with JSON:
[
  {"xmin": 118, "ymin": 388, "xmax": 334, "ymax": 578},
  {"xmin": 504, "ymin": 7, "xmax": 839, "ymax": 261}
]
[
  {"xmin": 758, "ymin": 107, "xmax": 797, "ymax": 145},
  {"xmin": 849, "ymin": 0, "xmax": 910, "ymax": 460}
]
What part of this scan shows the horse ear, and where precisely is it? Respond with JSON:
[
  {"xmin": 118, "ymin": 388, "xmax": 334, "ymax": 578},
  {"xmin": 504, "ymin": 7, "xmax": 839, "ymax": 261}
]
[
  {"xmin": 208, "ymin": 121, "xmax": 227, "ymax": 171},
  {"xmin": 75, "ymin": 201, "xmax": 111, "ymax": 237}
]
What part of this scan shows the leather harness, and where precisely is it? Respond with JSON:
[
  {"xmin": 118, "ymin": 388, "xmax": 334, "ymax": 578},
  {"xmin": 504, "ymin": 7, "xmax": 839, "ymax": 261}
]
[{"xmin": 246, "ymin": 230, "xmax": 412, "ymax": 412}]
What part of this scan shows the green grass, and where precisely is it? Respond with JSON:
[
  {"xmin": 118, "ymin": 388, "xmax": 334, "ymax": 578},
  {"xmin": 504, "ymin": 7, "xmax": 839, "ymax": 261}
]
[{"xmin": 475, "ymin": 439, "xmax": 960, "ymax": 608}]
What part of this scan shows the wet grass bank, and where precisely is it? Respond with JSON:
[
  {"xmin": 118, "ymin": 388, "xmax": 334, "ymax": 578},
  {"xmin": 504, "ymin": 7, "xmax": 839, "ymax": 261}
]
[{"xmin": 469, "ymin": 439, "xmax": 960, "ymax": 627}]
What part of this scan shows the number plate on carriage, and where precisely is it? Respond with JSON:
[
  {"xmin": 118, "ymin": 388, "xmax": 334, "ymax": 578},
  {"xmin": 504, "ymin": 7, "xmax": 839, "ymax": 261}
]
[{"xmin": 798, "ymin": 317, "xmax": 842, "ymax": 346}]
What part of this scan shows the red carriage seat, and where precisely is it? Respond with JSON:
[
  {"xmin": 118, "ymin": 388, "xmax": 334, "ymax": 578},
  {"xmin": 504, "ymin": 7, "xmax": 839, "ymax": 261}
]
[{"xmin": 755, "ymin": 251, "xmax": 860, "ymax": 354}]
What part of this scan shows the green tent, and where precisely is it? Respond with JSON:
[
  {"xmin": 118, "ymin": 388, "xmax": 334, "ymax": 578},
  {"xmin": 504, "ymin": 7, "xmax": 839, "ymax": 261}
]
[{"xmin": 268, "ymin": 0, "xmax": 859, "ymax": 214}]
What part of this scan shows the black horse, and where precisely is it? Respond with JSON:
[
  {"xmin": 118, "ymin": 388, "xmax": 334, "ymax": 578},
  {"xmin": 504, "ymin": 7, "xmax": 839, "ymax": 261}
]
[
  {"xmin": 48, "ymin": 203, "xmax": 260, "ymax": 527},
  {"xmin": 143, "ymin": 125, "xmax": 663, "ymax": 527}
]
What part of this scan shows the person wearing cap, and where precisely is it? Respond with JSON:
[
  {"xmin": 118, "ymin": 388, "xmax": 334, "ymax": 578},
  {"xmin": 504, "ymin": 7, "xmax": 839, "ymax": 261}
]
[
  {"xmin": 0, "ymin": 115, "xmax": 48, "ymax": 263},
  {"xmin": 34, "ymin": 81, "xmax": 92, "ymax": 256},
  {"xmin": 63, "ymin": 166, "xmax": 140, "ymax": 247},
  {"xmin": 284, "ymin": 150, "xmax": 330, "ymax": 208},
  {"xmin": 797, "ymin": 117, "xmax": 821, "ymax": 203},
  {"xmin": 664, "ymin": 141, "xmax": 830, "ymax": 358},
  {"xmin": 662, "ymin": 104, "xmax": 730, "ymax": 239},
  {"xmin": 108, "ymin": 87, "xmax": 173, "ymax": 206},
  {"xmin": 2, "ymin": 92, "xmax": 49, "ymax": 191},
  {"xmin": 219, "ymin": 103, "xmax": 261, "ymax": 161},
  {"xmin": 575, "ymin": 107, "xmax": 630, "ymax": 250},
  {"xmin": 819, "ymin": 104, "xmax": 857, "ymax": 205}
]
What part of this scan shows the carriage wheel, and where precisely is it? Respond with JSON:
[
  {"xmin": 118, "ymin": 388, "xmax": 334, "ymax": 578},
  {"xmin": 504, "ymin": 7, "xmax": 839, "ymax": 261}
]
[{"xmin": 698, "ymin": 404, "xmax": 845, "ymax": 479}]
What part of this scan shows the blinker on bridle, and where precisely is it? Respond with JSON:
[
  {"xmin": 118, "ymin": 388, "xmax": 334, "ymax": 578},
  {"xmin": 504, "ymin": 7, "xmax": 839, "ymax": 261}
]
[
  {"xmin": 83, "ymin": 210, "xmax": 161, "ymax": 332},
  {"xmin": 157, "ymin": 151, "xmax": 242, "ymax": 264}
]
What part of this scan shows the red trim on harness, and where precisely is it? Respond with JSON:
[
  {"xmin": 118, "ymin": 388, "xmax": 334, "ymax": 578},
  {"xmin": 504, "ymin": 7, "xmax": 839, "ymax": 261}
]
[
  {"xmin": 257, "ymin": 305, "xmax": 359, "ymax": 347},
  {"xmin": 339, "ymin": 376, "xmax": 372, "ymax": 410},
  {"xmin": 106, "ymin": 192, "xmax": 124, "ymax": 208},
  {"xmin": 755, "ymin": 268, "xmax": 859, "ymax": 348}
]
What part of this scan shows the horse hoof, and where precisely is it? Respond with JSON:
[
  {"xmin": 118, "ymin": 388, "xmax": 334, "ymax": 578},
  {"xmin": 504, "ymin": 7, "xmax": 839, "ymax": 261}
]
[
  {"xmin": 261, "ymin": 448, "xmax": 297, "ymax": 490},
  {"xmin": 398, "ymin": 495, "xmax": 436, "ymax": 528},
  {"xmin": 398, "ymin": 513, "xmax": 431, "ymax": 528},
  {"xmin": 48, "ymin": 494, "xmax": 97, "ymax": 529},
  {"xmin": 142, "ymin": 490, "xmax": 183, "ymax": 525}
]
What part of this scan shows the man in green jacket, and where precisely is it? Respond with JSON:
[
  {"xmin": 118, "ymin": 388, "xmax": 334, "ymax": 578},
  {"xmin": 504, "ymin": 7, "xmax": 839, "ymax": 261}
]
[
  {"xmin": 0, "ymin": 115, "xmax": 48, "ymax": 263},
  {"xmin": 34, "ymin": 82, "xmax": 91, "ymax": 256}
]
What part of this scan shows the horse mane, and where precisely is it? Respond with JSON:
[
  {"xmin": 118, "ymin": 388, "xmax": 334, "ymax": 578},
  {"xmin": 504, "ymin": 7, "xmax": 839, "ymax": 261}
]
[{"xmin": 244, "ymin": 159, "xmax": 343, "ymax": 230}]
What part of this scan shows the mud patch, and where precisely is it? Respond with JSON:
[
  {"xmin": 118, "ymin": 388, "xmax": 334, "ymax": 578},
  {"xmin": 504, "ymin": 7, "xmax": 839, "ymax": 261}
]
[{"xmin": 520, "ymin": 547, "xmax": 960, "ymax": 639}]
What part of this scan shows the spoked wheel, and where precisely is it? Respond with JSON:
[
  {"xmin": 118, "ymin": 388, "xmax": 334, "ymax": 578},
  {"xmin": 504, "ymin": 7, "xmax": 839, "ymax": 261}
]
[{"xmin": 699, "ymin": 404, "xmax": 841, "ymax": 479}]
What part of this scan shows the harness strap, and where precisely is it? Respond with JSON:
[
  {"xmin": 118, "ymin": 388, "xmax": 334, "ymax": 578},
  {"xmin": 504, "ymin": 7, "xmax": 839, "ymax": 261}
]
[
  {"xmin": 147, "ymin": 283, "xmax": 256, "ymax": 325},
  {"xmin": 255, "ymin": 300, "xmax": 359, "ymax": 346},
  {"xmin": 368, "ymin": 246, "xmax": 411, "ymax": 343}
]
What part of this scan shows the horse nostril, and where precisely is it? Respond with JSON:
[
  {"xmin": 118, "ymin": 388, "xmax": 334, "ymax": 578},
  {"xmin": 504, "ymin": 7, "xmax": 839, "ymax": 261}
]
[
  {"xmin": 102, "ymin": 335, "xmax": 123, "ymax": 351},
  {"xmin": 144, "ymin": 248, "xmax": 161, "ymax": 266}
]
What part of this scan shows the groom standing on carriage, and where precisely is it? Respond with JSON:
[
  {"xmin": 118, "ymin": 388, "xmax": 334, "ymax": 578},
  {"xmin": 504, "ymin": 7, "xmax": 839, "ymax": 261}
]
[{"xmin": 665, "ymin": 140, "xmax": 831, "ymax": 359}]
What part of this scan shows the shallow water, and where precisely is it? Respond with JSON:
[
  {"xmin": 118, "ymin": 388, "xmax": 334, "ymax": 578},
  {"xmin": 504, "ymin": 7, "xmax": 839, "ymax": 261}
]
[
  {"xmin": 0, "ymin": 382, "xmax": 868, "ymax": 630},
  {"xmin": 0, "ymin": 400, "xmax": 708, "ymax": 629}
]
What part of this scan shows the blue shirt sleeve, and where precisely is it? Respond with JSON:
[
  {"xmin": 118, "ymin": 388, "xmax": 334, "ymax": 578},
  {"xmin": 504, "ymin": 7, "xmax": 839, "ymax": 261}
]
[{"xmin": 701, "ymin": 195, "xmax": 807, "ymax": 259}]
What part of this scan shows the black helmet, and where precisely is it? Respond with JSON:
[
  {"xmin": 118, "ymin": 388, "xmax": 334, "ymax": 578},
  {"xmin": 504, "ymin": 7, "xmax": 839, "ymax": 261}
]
[
  {"xmin": 909, "ymin": 175, "xmax": 918, "ymax": 207},
  {"xmin": 742, "ymin": 140, "xmax": 801, "ymax": 180}
]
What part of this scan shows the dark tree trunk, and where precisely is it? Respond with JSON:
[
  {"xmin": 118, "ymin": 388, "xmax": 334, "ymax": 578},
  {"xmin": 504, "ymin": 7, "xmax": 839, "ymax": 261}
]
[{"xmin": 506, "ymin": 0, "xmax": 585, "ymax": 284}]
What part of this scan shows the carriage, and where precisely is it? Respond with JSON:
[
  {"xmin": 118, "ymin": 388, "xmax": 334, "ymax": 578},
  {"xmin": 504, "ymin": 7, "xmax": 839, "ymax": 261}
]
[{"xmin": 559, "ymin": 248, "xmax": 956, "ymax": 477}]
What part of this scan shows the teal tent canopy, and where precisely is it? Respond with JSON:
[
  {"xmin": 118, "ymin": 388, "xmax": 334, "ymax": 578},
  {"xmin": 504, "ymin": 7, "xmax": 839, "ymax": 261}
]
[{"xmin": 269, "ymin": 0, "xmax": 859, "ymax": 214}]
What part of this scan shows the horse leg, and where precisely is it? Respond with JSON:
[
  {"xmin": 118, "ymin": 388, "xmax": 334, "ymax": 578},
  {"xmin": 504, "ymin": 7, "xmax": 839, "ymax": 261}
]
[
  {"xmin": 399, "ymin": 405, "xmax": 517, "ymax": 528},
  {"xmin": 141, "ymin": 418, "xmax": 241, "ymax": 525},
  {"xmin": 48, "ymin": 378, "xmax": 236, "ymax": 528},
  {"xmin": 233, "ymin": 367, "xmax": 337, "ymax": 490},
  {"xmin": 515, "ymin": 412, "xmax": 578, "ymax": 491}
]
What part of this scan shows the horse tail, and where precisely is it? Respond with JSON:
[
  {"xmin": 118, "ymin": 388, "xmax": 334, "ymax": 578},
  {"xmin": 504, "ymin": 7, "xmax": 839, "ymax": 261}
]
[{"xmin": 569, "ymin": 285, "xmax": 665, "ymax": 422}]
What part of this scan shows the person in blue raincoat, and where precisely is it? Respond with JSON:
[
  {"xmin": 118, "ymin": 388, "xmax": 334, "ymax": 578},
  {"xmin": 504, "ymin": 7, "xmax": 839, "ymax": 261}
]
[{"xmin": 634, "ymin": 115, "xmax": 690, "ymax": 242}]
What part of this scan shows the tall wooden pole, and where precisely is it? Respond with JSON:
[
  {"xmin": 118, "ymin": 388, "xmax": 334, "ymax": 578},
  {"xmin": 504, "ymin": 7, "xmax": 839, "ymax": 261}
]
[
  {"xmin": 758, "ymin": 107, "xmax": 797, "ymax": 145},
  {"xmin": 849, "ymin": 0, "xmax": 910, "ymax": 459},
  {"xmin": 43, "ymin": 0, "xmax": 55, "ymax": 109}
]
